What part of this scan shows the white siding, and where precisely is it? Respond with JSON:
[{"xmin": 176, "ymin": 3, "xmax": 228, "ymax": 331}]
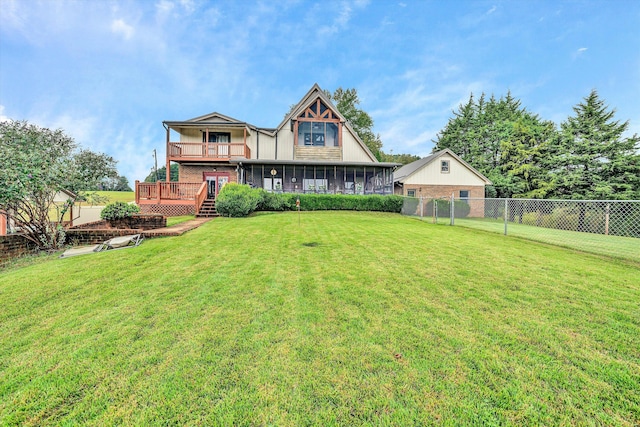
[
  {"xmin": 255, "ymin": 133, "xmax": 276, "ymax": 159},
  {"xmin": 179, "ymin": 128, "xmax": 201, "ymax": 142},
  {"xmin": 341, "ymin": 128, "xmax": 376, "ymax": 162},
  {"xmin": 276, "ymin": 129, "xmax": 295, "ymax": 160},
  {"xmin": 404, "ymin": 154, "xmax": 486, "ymax": 186}
]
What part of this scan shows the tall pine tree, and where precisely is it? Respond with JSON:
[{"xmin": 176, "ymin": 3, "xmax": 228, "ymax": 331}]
[
  {"xmin": 433, "ymin": 91, "xmax": 554, "ymax": 197},
  {"xmin": 552, "ymin": 90, "xmax": 640, "ymax": 200}
]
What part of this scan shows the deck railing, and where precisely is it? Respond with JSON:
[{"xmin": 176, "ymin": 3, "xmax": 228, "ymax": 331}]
[
  {"xmin": 168, "ymin": 142, "xmax": 250, "ymax": 160},
  {"xmin": 135, "ymin": 181, "xmax": 203, "ymax": 204},
  {"xmin": 194, "ymin": 182, "xmax": 208, "ymax": 215}
]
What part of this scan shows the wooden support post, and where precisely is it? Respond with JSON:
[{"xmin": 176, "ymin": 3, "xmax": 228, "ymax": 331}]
[
  {"xmin": 0, "ymin": 212, "xmax": 7, "ymax": 236},
  {"xmin": 165, "ymin": 126, "xmax": 171, "ymax": 182}
]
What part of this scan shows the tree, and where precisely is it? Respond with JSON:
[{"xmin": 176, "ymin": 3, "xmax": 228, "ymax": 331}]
[
  {"xmin": 144, "ymin": 164, "xmax": 179, "ymax": 182},
  {"xmin": 325, "ymin": 88, "xmax": 383, "ymax": 160},
  {"xmin": 500, "ymin": 117, "xmax": 556, "ymax": 198},
  {"xmin": 0, "ymin": 120, "xmax": 117, "ymax": 249},
  {"xmin": 69, "ymin": 149, "xmax": 119, "ymax": 193},
  {"xmin": 378, "ymin": 151, "xmax": 421, "ymax": 165},
  {"xmin": 552, "ymin": 90, "xmax": 640, "ymax": 200},
  {"xmin": 433, "ymin": 91, "xmax": 556, "ymax": 197},
  {"xmin": 102, "ymin": 175, "xmax": 133, "ymax": 191}
]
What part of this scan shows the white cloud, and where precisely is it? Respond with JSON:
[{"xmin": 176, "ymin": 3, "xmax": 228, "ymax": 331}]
[
  {"xmin": 111, "ymin": 19, "xmax": 134, "ymax": 40},
  {"xmin": 577, "ymin": 47, "xmax": 588, "ymax": 53},
  {"xmin": 317, "ymin": 0, "xmax": 369, "ymax": 37},
  {"xmin": 179, "ymin": 0, "xmax": 196, "ymax": 14},
  {"xmin": 487, "ymin": 5, "xmax": 497, "ymax": 15}
]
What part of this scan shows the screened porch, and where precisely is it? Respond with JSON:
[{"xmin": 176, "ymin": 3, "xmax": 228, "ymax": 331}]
[{"xmin": 237, "ymin": 161, "xmax": 398, "ymax": 195}]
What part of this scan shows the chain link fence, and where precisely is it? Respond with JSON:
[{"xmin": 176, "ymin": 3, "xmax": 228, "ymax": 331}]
[{"xmin": 401, "ymin": 197, "xmax": 640, "ymax": 262}]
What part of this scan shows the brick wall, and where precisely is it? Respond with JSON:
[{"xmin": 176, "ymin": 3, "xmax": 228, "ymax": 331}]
[
  {"xmin": 0, "ymin": 234, "xmax": 36, "ymax": 263},
  {"xmin": 65, "ymin": 229, "xmax": 141, "ymax": 246},
  {"xmin": 178, "ymin": 164, "xmax": 238, "ymax": 183},
  {"xmin": 70, "ymin": 215, "xmax": 166, "ymax": 230},
  {"xmin": 397, "ymin": 185, "xmax": 486, "ymax": 217},
  {"xmin": 111, "ymin": 215, "xmax": 166, "ymax": 230}
]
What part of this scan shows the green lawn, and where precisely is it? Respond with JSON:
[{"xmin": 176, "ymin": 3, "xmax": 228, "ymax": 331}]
[
  {"xmin": 78, "ymin": 191, "xmax": 135, "ymax": 204},
  {"xmin": 166, "ymin": 215, "xmax": 195, "ymax": 227},
  {"xmin": 1, "ymin": 212, "xmax": 638, "ymax": 425},
  {"xmin": 453, "ymin": 217, "xmax": 640, "ymax": 263}
]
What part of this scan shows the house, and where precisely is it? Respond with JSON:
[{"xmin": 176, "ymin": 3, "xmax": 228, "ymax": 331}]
[
  {"xmin": 135, "ymin": 84, "xmax": 400, "ymax": 216},
  {"xmin": 394, "ymin": 149, "xmax": 491, "ymax": 216}
]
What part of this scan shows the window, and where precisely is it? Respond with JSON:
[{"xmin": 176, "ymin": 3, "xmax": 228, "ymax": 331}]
[
  {"xmin": 296, "ymin": 99, "xmax": 340, "ymax": 147},
  {"xmin": 460, "ymin": 190, "xmax": 469, "ymax": 203},
  {"xmin": 441, "ymin": 160, "xmax": 450, "ymax": 173},
  {"xmin": 407, "ymin": 189, "xmax": 416, "ymax": 197},
  {"xmin": 202, "ymin": 132, "xmax": 230, "ymax": 143},
  {"xmin": 298, "ymin": 121, "xmax": 338, "ymax": 147}
]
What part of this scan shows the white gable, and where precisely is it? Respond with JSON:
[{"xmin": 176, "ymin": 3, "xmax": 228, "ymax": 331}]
[{"xmin": 403, "ymin": 154, "xmax": 488, "ymax": 186}]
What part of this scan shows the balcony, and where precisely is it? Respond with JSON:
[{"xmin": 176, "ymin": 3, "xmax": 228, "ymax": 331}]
[{"xmin": 168, "ymin": 142, "xmax": 250, "ymax": 161}]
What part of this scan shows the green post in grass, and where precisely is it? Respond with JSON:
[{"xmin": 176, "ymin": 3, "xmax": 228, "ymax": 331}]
[{"xmin": 504, "ymin": 198, "xmax": 508, "ymax": 235}]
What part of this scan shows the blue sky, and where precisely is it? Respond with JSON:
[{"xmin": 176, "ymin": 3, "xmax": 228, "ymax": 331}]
[{"xmin": 1, "ymin": 0, "xmax": 639, "ymax": 185}]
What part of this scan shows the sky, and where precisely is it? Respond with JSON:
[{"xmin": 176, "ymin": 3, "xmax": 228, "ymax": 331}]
[{"xmin": 1, "ymin": 0, "xmax": 639, "ymax": 185}]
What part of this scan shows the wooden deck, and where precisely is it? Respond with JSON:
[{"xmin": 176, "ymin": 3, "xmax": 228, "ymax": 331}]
[{"xmin": 167, "ymin": 142, "xmax": 250, "ymax": 161}]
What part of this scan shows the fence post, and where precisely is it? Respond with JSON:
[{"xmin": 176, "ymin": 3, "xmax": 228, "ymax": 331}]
[
  {"xmin": 605, "ymin": 203, "xmax": 610, "ymax": 235},
  {"xmin": 504, "ymin": 198, "xmax": 508, "ymax": 235},
  {"xmin": 420, "ymin": 196, "xmax": 423, "ymax": 220},
  {"xmin": 450, "ymin": 193, "xmax": 455, "ymax": 226},
  {"xmin": 433, "ymin": 199, "xmax": 437, "ymax": 224}
]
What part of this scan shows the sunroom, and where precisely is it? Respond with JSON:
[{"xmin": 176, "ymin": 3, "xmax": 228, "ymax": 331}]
[{"xmin": 235, "ymin": 160, "xmax": 397, "ymax": 195}]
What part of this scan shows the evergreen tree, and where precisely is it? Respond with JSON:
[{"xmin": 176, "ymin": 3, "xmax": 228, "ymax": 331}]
[
  {"xmin": 433, "ymin": 91, "xmax": 553, "ymax": 197},
  {"xmin": 144, "ymin": 164, "xmax": 179, "ymax": 182},
  {"xmin": 552, "ymin": 90, "xmax": 640, "ymax": 200},
  {"xmin": 500, "ymin": 117, "xmax": 556, "ymax": 198}
]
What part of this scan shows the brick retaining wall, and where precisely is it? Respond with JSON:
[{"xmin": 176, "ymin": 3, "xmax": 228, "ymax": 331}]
[
  {"xmin": 65, "ymin": 229, "xmax": 142, "ymax": 246},
  {"xmin": 0, "ymin": 234, "xmax": 37, "ymax": 263},
  {"xmin": 70, "ymin": 214, "xmax": 166, "ymax": 230}
]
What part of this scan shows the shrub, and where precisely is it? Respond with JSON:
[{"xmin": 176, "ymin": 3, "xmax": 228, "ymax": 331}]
[
  {"xmin": 292, "ymin": 194, "xmax": 403, "ymax": 212},
  {"xmin": 216, "ymin": 183, "xmax": 262, "ymax": 217},
  {"xmin": 258, "ymin": 190, "xmax": 293, "ymax": 211},
  {"xmin": 100, "ymin": 202, "xmax": 140, "ymax": 220}
]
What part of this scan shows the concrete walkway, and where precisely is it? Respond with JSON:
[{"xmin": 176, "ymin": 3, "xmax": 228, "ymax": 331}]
[{"xmin": 142, "ymin": 217, "xmax": 214, "ymax": 237}]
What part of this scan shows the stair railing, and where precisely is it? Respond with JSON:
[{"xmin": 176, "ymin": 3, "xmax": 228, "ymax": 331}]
[{"xmin": 195, "ymin": 182, "xmax": 208, "ymax": 215}]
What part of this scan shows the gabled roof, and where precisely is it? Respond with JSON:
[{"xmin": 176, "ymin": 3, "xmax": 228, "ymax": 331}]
[
  {"xmin": 394, "ymin": 148, "xmax": 492, "ymax": 184},
  {"xmin": 275, "ymin": 83, "xmax": 378, "ymax": 162},
  {"xmin": 187, "ymin": 112, "xmax": 245, "ymax": 124},
  {"xmin": 163, "ymin": 112, "xmax": 255, "ymax": 130}
]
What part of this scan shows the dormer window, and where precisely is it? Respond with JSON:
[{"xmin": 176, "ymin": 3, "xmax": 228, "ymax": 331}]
[
  {"xmin": 295, "ymin": 99, "xmax": 341, "ymax": 147},
  {"xmin": 441, "ymin": 160, "xmax": 450, "ymax": 173}
]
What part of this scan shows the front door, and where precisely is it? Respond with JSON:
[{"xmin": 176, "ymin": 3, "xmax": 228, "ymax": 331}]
[
  {"xmin": 203, "ymin": 172, "xmax": 230, "ymax": 199},
  {"xmin": 206, "ymin": 176, "xmax": 216, "ymax": 198}
]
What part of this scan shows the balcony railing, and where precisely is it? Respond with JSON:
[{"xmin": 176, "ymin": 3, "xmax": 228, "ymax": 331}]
[
  {"xmin": 135, "ymin": 181, "xmax": 203, "ymax": 204},
  {"xmin": 168, "ymin": 142, "xmax": 250, "ymax": 160}
]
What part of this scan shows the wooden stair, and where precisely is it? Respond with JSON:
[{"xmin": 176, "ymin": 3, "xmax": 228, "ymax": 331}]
[{"xmin": 197, "ymin": 198, "xmax": 219, "ymax": 218}]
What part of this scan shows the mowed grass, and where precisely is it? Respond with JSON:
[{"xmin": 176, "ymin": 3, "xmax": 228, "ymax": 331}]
[
  {"xmin": 453, "ymin": 217, "xmax": 640, "ymax": 263},
  {"xmin": 0, "ymin": 211, "xmax": 638, "ymax": 426},
  {"xmin": 78, "ymin": 191, "xmax": 135, "ymax": 204}
]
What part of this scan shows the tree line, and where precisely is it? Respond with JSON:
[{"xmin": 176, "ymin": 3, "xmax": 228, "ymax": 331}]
[{"xmin": 433, "ymin": 90, "xmax": 640, "ymax": 200}]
